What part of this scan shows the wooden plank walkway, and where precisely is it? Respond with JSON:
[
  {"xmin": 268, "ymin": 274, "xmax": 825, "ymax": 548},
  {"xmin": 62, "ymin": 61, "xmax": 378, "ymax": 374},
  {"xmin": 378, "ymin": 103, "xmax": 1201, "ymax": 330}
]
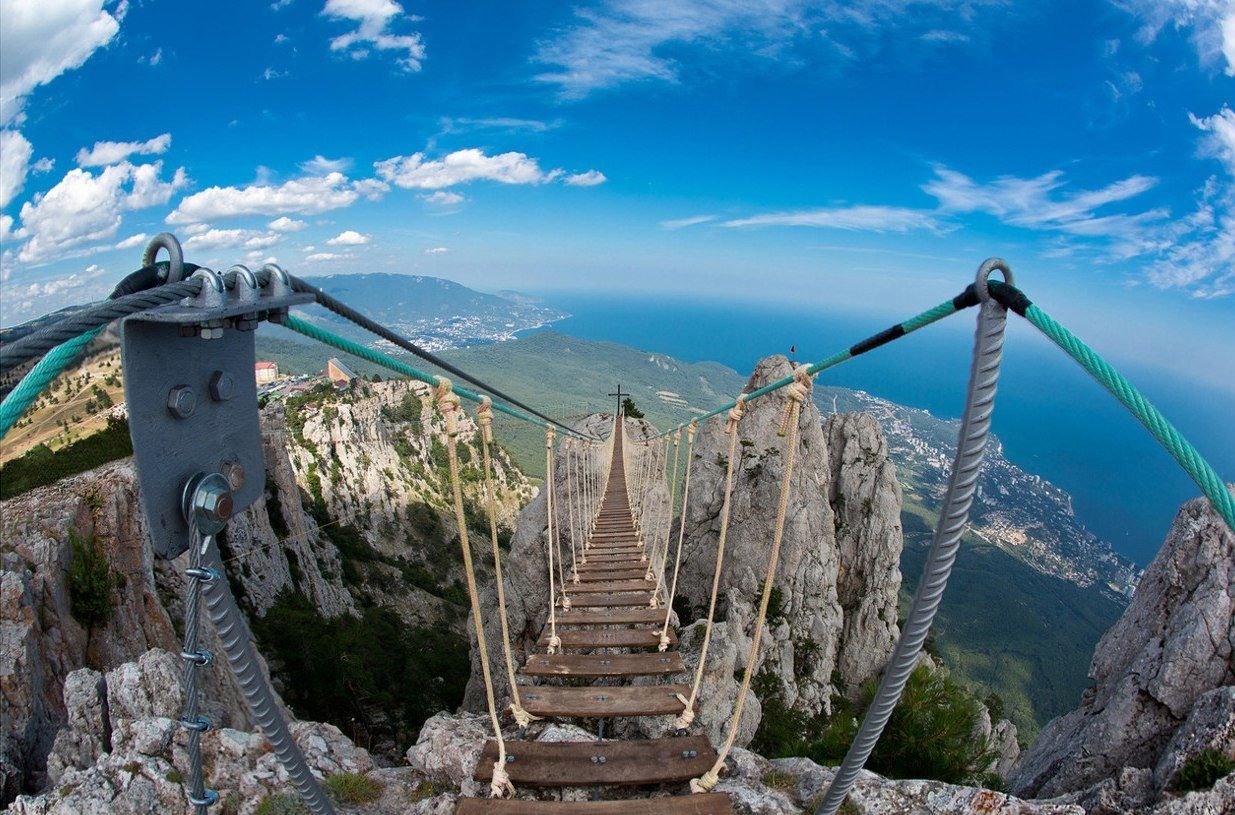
[{"xmin": 455, "ymin": 416, "xmax": 732, "ymax": 814}]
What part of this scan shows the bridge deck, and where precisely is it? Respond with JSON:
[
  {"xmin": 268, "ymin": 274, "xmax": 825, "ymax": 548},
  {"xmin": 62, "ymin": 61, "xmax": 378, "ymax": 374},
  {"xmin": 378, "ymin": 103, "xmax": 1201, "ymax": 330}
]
[{"xmin": 455, "ymin": 417, "xmax": 729, "ymax": 813}]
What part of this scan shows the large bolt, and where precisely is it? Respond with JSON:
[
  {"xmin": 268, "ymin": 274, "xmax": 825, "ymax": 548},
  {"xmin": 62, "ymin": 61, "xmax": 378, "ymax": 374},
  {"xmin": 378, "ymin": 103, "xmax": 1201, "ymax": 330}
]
[
  {"xmin": 221, "ymin": 460, "xmax": 246, "ymax": 491},
  {"xmin": 209, "ymin": 371, "xmax": 235, "ymax": 401},
  {"xmin": 167, "ymin": 385, "xmax": 197, "ymax": 419},
  {"xmin": 192, "ymin": 481, "xmax": 234, "ymax": 528}
]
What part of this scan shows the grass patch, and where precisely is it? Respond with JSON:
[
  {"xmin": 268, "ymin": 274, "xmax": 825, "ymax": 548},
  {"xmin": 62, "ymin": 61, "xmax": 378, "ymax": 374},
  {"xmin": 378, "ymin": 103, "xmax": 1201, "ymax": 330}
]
[
  {"xmin": 1173, "ymin": 749, "xmax": 1235, "ymax": 793},
  {"xmin": 324, "ymin": 772, "xmax": 384, "ymax": 804}
]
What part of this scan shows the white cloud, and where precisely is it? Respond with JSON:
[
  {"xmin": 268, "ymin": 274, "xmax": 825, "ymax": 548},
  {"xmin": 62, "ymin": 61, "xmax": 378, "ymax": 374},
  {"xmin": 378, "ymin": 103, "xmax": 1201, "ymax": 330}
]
[
  {"xmin": 564, "ymin": 169, "xmax": 607, "ymax": 187},
  {"xmin": 533, "ymin": 0, "xmax": 1002, "ymax": 97},
  {"xmin": 721, "ymin": 204, "xmax": 940, "ymax": 232},
  {"xmin": 0, "ymin": 0, "xmax": 122, "ymax": 125},
  {"xmin": 184, "ymin": 228, "xmax": 281, "ymax": 252},
  {"xmin": 262, "ymin": 67, "xmax": 288, "ymax": 81},
  {"xmin": 268, "ymin": 216, "xmax": 307, "ymax": 232},
  {"xmin": 299, "ymin": 154, "xmax": 352, "ymax": 174},
  {"xmin": 326, "ymin": 229, "xmax": 370, "ymax": 245},
  {"xmin": 322, "ymin": 0, "xmax": 426, "ymax": 71},
  {"xmin": 114, "ymin": 232, "xmax": 148, "ymax": 250},
  {"xmin": 1190, "ymin": 106, "xmax": 1235, "ymax": 176},
  {"xmin": 424, "ymin": 246, "xmax": 448, "ymax": 254},
  {"xmin": 1, "ymin": 129, "xmax": 33, "ymax": 208},
  {"xmin": 76, "ymin": 133, "xmax": 172, "ymax": 167},
  {"xmin": 375, "ymin": 148, "xmax": 559, "ymax": 189},
  {"xmin": 274, "ymin": 33, "xmax": 290, "ymax": 44},
  {"xmin": 1, "ymin": 214, "xmax": 13, "ymax": 241},
  {"xmin": 144, "ymin": 47, "xmax": 163, "ymax": 66},
  {"xmin": 352, "ymin": 177, "xmax": 390, "ymax": 200},
  {"xmin": 420, "ymin": 190, "xmax": 464, "ymax": 206},
  {"xmin": 31, "ymin": 156, "xmax": 54, "ymax": 174},
  {"xmin": 440, "ymin": 116, "xmax": 560, "ymax": 134},
  {"xmin": 661, "ymin": 214, "xmax": 716, "ymax": 229},
  {"xmin": 305, "ymin": 251, "xmax": 346, "ymax": 262},
  {"xmin": 167, "ymin": 172, "xmax": 367, "ymax": 224},
  {"xmin": 923, "ymin": 165, "xmax": 1163, "ymax": 248},
  {"xmin": 1119, "ymin": 0, "xmax": 1235, "ymax": 76},
  {"xmin": 14, "ymin": 160, "xmax": 188, "ymax": 264}
]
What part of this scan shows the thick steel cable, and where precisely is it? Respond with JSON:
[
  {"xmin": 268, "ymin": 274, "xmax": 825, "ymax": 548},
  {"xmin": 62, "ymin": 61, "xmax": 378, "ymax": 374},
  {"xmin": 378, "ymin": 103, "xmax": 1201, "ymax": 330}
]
[
  {"xmin": 178, "ymin": 518, "xmax": 213, "ymax": 814},
  {"xmin": 544, "ymin": 429, "xmax": 561, "ymax": 652},
  {"xmin": 200, "ymin": 535, "xmax": 337, "ymax": 815},
  {"xmin": 0, "ymin": 280, "xmax": 204, "ymax": 375},
  {"xmin": 815, "ymin": 284, "xmax": 1008, "ymax": 815}
]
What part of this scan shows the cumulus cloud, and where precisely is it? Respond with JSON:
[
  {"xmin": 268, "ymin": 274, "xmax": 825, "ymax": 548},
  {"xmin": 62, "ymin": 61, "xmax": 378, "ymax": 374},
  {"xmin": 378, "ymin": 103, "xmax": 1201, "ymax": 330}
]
[
  {"xmin": 721, "ymin": 205, "xmax": 940, "ymax": 232},
  {"xmin": 375, "ymin": 148, "xmax": 560, "ymax": 189},
  {"xmin": 184, "ymin": 228, "xmax": 281, "ymax": 252},
  {"xmin": 1190, "ymin": 105, "xmax": 1235, "ymax": 175},
  {"xmin": 423, "ymin": 246, "xmax": 448, "ymax": 254},
  {"xmin": 420, "ymin": 190, "xmax": 464, "ymax": 206},
  {"xmin": 565, "ymin": 169, "xmax": 607, "ymax": 187},
  {"xmin": 114, "ymin": 232, "xmax": 148, "ymax": 250},
  {"xmin": 14, "ymin": 160, "xmax": 188, "ymax": 264},
  {"xmin": 76, "ymin": 133, "xmax": 172, "ymax": 167},
  {"xmin": 322, "ymin": 0, "xmax": 426, "ymax": 70},
  {"xmin": 268, "ymin": 216, "xmax": 307, "ymax": 232},
  {"xmin": 305, "ymin": 251, "xmax": 346, "ymax": 262},
  {"xmin": 326, "ymin": 229, "xmax": 370, "ymax": 245},
  {"xmin": 1, "ymin": 129, "xmax": 34, "ymax": 208},
  {"xmin": 0, "ymin": 0, "xmax": 122, "ymax": 124},
  {"xmin": 167, "ymin": 172, "xmax": 368, "ymax": 224}
]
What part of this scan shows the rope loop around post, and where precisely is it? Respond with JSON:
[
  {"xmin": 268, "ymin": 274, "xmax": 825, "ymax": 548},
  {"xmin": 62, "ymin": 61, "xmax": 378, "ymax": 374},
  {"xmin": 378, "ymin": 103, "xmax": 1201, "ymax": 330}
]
[
  {"xmin": 779, "ymin": 365, "xmax": 814, "ymax": 436},
  {"xmin": 476, "ymin": 395, "xmax": 494, "ymax": 444},
  {"xmin": 725, "ymin": 394, "xmax": 747, "ymax": 435},
  {"xmin": 434, "ymin": 376, "xmax": 461, "ymax": 438}
]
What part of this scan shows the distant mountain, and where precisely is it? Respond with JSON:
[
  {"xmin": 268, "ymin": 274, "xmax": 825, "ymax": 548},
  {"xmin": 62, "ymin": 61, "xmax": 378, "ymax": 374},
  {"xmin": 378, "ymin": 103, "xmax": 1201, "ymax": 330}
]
[{"xmin": 294, "ymin": 273, "xmax": 566, "ymax": 352}]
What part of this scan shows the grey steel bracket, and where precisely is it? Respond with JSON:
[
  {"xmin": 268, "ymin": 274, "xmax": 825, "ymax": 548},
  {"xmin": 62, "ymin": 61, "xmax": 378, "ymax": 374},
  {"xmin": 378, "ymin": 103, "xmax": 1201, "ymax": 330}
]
[{"xmin": 121, "ymin": 277, "xmax": 313, "ymax": 559}]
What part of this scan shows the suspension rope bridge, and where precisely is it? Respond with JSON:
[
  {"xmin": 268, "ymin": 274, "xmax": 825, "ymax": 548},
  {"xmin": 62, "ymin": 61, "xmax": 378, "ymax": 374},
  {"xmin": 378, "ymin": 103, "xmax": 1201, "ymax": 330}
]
[{"xmin": 0, "ymin": 236, "xmax": 1230, "ymax": 815}]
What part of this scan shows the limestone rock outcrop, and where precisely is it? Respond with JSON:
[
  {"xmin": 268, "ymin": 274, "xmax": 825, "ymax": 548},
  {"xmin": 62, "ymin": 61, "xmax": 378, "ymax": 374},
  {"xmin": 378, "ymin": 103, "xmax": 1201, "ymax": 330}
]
[
  {"xmin": 1010, "ymin": 487, "xmax": 1235, "ymax": 806},
  {"xmin": 673, "ymin": 356, "xmax": 904, "ymax": 743}
]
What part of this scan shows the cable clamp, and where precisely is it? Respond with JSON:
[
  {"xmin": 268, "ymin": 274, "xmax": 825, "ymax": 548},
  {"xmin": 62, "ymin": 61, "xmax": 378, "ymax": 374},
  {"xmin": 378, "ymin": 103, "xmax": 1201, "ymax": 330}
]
[
  {"xmin": 187, "ymin": 788, "xmax": 220, "ymax": 807},
  {"xmin": 181, "ymin": 649, "xmax": 214, "ymax": 667}
]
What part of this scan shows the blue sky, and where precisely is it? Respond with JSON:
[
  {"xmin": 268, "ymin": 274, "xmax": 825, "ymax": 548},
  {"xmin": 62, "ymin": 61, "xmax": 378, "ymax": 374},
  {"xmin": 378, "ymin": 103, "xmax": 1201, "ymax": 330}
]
[{"xmin": 0, "ymin": 0, "xmax": 1232, "ymax": 396}]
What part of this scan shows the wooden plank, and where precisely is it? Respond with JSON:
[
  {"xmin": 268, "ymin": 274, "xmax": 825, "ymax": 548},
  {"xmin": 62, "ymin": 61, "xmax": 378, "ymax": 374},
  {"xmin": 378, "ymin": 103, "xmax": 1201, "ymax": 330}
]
[
  {"xmin": 557, "ymin": 608, "xmax": 668, "ymax": 626},
  {"xmin": 567, "ymin": 592, "xmax": 656, "ymax": 608},
  {"xmin": 473, "ymin": 736, "xmax": 714, "ymax": 785},
  {"xmin": 567, "ymin": 579, "xmax": 656, "ymax": 594},
  {"xmin": 585, "ymin": 554, "xmax": 646, "ymax": 564},
  {"xmin": 573, "ymin": 569, "xmax": 646, "ymax": 582},
  {"xmin": 520, "ymin": 684, "xmax": 690, "ymax": 718},
  {"xmin": 536, "ymin": 628, "xmax": 677, "ymax": 649},
  {"xmin": 455, "ymin": 794, "xmax": 735, "ymax": 814},
  {"xmin": 523, "ymin": 652, "xmax": 684, "ymax": 678}
]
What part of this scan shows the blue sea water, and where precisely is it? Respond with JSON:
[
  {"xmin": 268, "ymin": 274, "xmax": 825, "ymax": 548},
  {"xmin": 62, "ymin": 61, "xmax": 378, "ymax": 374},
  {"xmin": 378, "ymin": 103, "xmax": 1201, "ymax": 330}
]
[{"xmin": 527, "ymin": 292, "xmax": 1234, "ymax": 567}]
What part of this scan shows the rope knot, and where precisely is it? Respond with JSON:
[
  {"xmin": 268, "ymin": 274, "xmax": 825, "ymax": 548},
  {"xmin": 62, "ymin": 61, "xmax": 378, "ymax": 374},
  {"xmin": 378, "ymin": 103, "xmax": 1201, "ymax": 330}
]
[
  {"xmin": 657, "ymin": 630, "xmax": 671, "ymax": 652},
  {"xmin": 778, "ymin": 366, "xmax": 813, "ymax": 437},
  {"xmin": 476, "ymin": 396, "xmax": 494, "ymax": 444},
  {"xmin": 690, "ymin": 769, "xmax": 720, "ymax": 794},
  {"xmin": 509, "ymin": 703, "xmax": 541, "ymax": 729},
  {"xmin": 686, "ymin": 420, "xmax": 698, "ymax": 444},
  {"xmin": 489, "ymin": 760, "xmax": 515, "ymax": 798},
  {"xmin": 725, "ymin": 395, "xmax": 747, "ymax": 435},
  {"xmin": 546, "ymin": 635, "xmax": 561, "ymax": 654},
  {"xmin": 545, "ymin": 426, "xmax": 556, "ymax": 449},
  {"xmin": 673, "ymin": 694, "xmax": 695, "ymax": 730},
  {"xmin": 561, "ymin": 595, "xmax": 572, "ymax": 611},
  {"xmin": 434, "ymin": 377, "xmax": 461, "ymax": 437}
]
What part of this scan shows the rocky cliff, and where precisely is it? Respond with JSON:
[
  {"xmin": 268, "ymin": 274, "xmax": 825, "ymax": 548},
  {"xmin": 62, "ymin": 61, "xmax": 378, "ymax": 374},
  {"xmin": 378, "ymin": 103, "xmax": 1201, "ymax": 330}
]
[
  {"xmin": 0, "ymin": 380, "xmax": 531, "ymax": 803},
  {"xmin": 671, "ymin": 357, "xmax": 903, "ymax": 745},
  {"xmin": 1009, "ymin": 486, "xmax": 1235, "ymax": 811}
]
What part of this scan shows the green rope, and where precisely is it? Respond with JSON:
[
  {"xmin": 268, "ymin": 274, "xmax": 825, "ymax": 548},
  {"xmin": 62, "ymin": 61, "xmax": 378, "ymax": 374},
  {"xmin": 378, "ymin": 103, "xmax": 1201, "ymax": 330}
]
[
  {"xmin": 282, "ymin": 315, "xmax": 581, "ymax": 437},
  {"xmin": 0, "ymin": 327, "xmax": 103, "ymax": 441},
  {"xmin": 655, "ymin": 296, "xmax": 964, "ymax": 437},
  {"xmin": 1024, "ymin": 304, "xmax": 1234, "ymax": 532}
]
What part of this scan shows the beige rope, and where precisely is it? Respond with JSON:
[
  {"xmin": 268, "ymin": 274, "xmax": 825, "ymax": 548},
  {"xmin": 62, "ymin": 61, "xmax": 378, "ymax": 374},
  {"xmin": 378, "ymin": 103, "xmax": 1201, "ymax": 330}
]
[
  {"xmin": 691, "ymin": 367, "xmax": 812, "ymax": 793},
  {"xmin": 474, "ymin": 397, "xmax": 541, "ymax": 730},
  {"xmin": 652, "ymin": 431, "xmax": 681, "ymax": 589},
  {"xmin": 659, "ymin": 421, "xmax": 697, "ymax": 651},
  {"xmin": 549, "ymin": 433, "xmax": 569, "ymax": 609},
  {"xmin": 435, "ymin": 380, "xmax": 514, "ymax": 798},
  {"xmin": 543, "ymin": 427, "xmax": 561, "ymax": 653},
  {"xmin": 564, "ymin": 439, "xmax": 581, "ymax": 581},
  {"xmin": 675, "ymin": 394, "xmax": 746, "ymax": 730}
]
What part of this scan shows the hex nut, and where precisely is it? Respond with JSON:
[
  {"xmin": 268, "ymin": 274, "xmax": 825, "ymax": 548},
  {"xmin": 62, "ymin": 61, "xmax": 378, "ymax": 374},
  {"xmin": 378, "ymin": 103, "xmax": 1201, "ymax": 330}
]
[
  {"xmin": 221, "ymin": 460, "xmax": 246, "ymax": 491},
  {"xmin": 209, "ymin": 371, "xmax": 235, "ymax": 401},
  {"xmin": 167, "ymin": 385, "xmax": 197, "ymax": 419}
]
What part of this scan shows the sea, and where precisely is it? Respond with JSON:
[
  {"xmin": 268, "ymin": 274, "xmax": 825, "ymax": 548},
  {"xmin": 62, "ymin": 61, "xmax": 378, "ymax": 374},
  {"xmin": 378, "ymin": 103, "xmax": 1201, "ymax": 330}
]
[{"xmin": 524, "ymin": 292, "xmax": 1235, "ymax": 567}]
